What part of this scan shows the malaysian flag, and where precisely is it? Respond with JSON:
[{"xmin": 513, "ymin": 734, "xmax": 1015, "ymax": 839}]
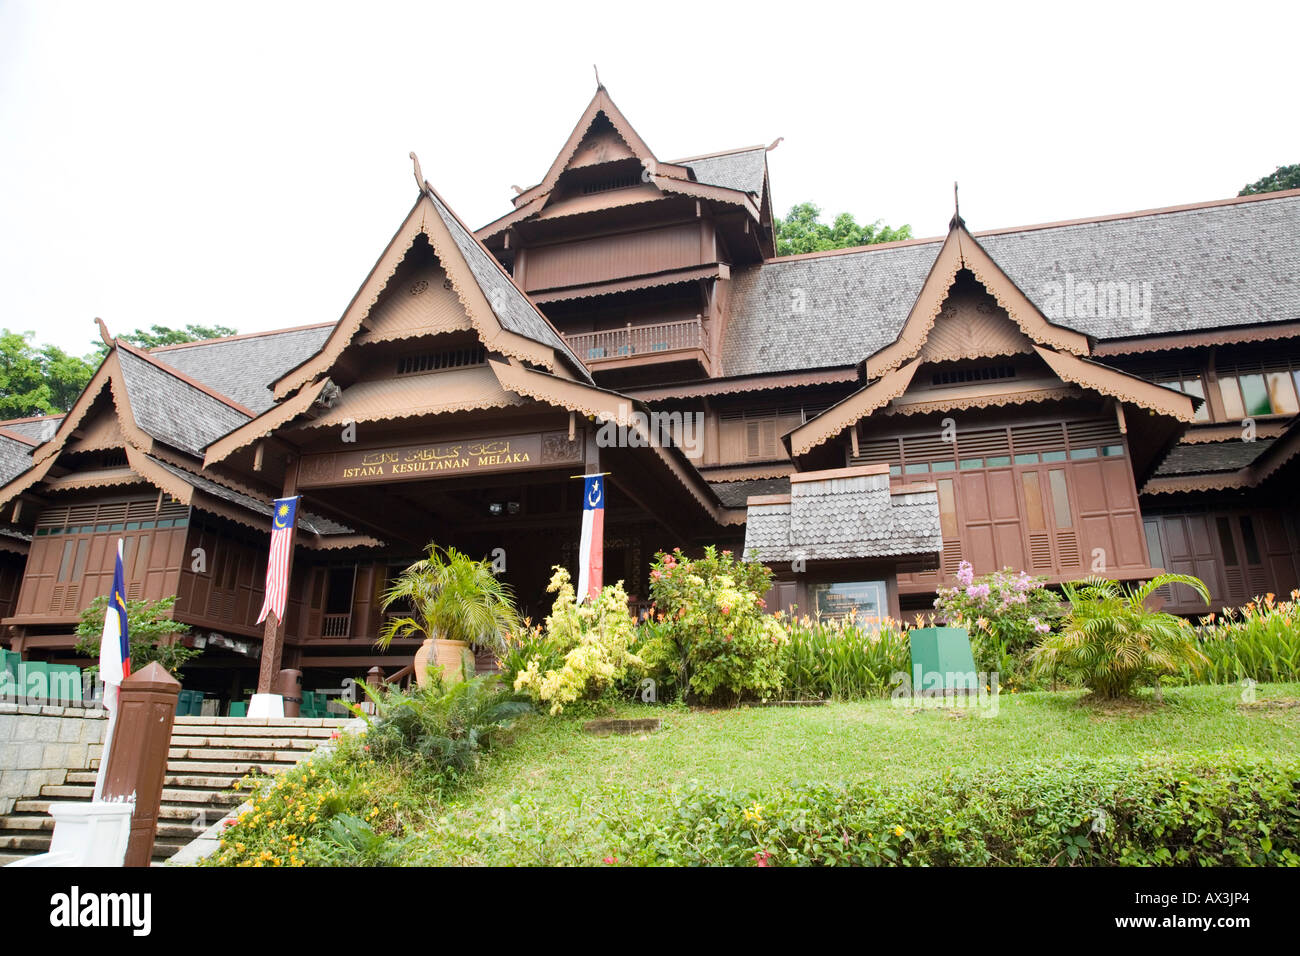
[
  {"xmin": 576, "ymin": 475, "xmax": 604, "ymax": 603},
  {"xmin": 256, "ymin": 496, "xmax": 300, "ymax": 624}
]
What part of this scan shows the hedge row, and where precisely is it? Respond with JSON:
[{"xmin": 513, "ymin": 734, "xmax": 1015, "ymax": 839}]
[{"xmin": 603, "ymin": 753, "xmax": 1300, "ymax": 866}]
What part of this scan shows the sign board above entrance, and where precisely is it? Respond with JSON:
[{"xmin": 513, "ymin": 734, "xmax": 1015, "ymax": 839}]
[{"xmin": 297, "ymin": 432, "xmax": 583, "ymax": 488}]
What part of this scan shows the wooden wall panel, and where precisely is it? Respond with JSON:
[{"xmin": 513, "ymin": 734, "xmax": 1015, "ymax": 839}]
[
  {"xmin": 524, "ymin": 223, "xmax": 704, "ymax": 292},
  {"xmin": 14, "ymin": 498, "xmax": 188, "ymax": 620}
]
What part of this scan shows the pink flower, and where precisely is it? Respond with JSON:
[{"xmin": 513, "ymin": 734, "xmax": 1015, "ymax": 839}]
[
  {"xmin": 956, "ymin": 561, "xmax": 974, "ymax": 587},
  {"xmin": 966, "ymin": 583, "xmax": 990, "ymax": 600},
  {"xmin": 724, "ymin": 634, "xmax": 733, "ymax": 642},
  {"xmin": 721, "ymin": 605, "xmax": 731, "ymax": 615},
  {"xmin": 603, "ymin": 856, "xmax": 618, "ymax": 865},
  {"xmin": 651, "ymin": 570, "xmax": 662, "ymax": 580},
  {"xmin": 754, "ymin": 851, "xmax": 771, "ymax": 867}
]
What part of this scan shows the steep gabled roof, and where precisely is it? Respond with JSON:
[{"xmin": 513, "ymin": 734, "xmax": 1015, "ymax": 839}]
[
  {"xmin": 722, "ymin": 190, "xmax": 1300, "ymax": 378},
  {"xmin": 115, "ymin": 344, "xmax": 251, "ymax": 456},
  {"xmin": 150, "ymin": 324, "xmax": 335, "ymax": 413},
  {"xmin": 671, "ymin": 146, "xmax": 769, "ymax": 198},
  {"xmin": 274, "ymin": 188, "xmax": 590, "ymax": 402}
]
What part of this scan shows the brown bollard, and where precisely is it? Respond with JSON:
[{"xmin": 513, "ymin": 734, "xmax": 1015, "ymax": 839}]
[
  {"xmin": 101, "ymin": 662, "xmax": 181, "ymax": 867},
  {"xmin": 273, "ymin": 668, "xmax": 303, "ymax": 718}
]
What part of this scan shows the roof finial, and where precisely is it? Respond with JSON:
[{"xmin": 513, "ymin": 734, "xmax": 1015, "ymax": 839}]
[
  {"xmin": 94, "ymin": 317, "xmax": 113, "ymax": 348},
  {"xmin": 950, "ymin": 180, "xmax": 966, "ymax": 230},
  {"xmin": 766, "ymin": 137, "xmax": 784, "ymax": 152},
  {"xmin": 594, "ymin": 64, "xmax": 605, "ymax": 90},
  {"xmin": 409, "ymin": 152, "xmax": 426, "ymax": 193}
]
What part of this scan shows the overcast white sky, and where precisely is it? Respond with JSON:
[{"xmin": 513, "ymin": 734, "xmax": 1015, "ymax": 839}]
[{"xmin": 1, "ymin": 0, "xmax": 1295, "ymax": 356}]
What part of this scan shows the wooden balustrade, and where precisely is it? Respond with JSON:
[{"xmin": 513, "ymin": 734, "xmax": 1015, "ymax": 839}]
[
  {"xmin": 563, "ymin": 318, "xmax": 705, "ymax": 363},
  {"xmin": 321, "ymin": 613, "xmax": 351, "ymax": 638}
]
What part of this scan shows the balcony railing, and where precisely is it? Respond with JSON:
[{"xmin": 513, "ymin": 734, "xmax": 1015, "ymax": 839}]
[
  {"xmin": 321, "ymin": 613, "xmax": 351, "ymax": 638},
  {"xmin": 563, "ymin": 319, "xmax": 706, "ymax": 364}
]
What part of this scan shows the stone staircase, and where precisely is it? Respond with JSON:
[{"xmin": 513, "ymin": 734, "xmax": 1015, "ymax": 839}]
[{"xmin": 0, "ymin": 715, "xmax": 348, "ymax": 865}]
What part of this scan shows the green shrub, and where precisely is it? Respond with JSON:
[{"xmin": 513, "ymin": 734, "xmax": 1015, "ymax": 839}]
[
  {"xmin": 1183, "ymin": 592, "xmax": 1300, "ymax": 685},
  {"xmin": 646, "ymin": 546, "xmax": 787, "ymax": 706},
  {"xmin": 778, "ymin": 616, "xmax": 911, "ymax": 700},
  {"xmin": 603, "ymin": 753, "xmax": 1300, "ymax": 866},
  {"xmin": 357, "ymin": 674, "xmax": 529, "ymax": 781},
  {"xmin": 513, "ymin": 567, "xmax": 643, "ymax": 714},
  {"xmin": 1033, "ymin": 574, "xmax": 1209, "ymax": 699},
  {"xmin": 75, "ymin": 595, "xmax": 202, "ymax": 679}
]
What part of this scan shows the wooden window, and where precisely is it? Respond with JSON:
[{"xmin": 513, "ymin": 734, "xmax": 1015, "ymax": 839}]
[
  {"xmin": 1239, "ymin": 516, "xmax": 1262, "ymax": 566},
  {"xmin": 1216, "ymin": 516, "xmax": 1239, "ymax": 567},
  {"xmin": 936, "ymin": 478, "xmax": 958, "ymax": 539},
  {"xmin": 1021, "ymin": 472, "xmax": 1046, "ymax": 531},
  {"xmin": 1217, "ymin": 362, "xmax": 1300, "ymax": 419},
  {"xmin": 1048, "ymin": 469, "xmax": 1072, "ymax": 529}
]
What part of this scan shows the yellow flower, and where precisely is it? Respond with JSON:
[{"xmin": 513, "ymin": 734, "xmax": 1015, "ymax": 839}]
[
  {"xmin": 743, "ymin": 804, "xmax": 764, "ymax": 823},
  {"xmin": 893, "ymin": 825, "xmax": 905, "ymax": 837}
]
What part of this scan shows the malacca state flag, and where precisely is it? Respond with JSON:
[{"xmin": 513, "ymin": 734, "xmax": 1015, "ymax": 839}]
[
  {"xmin": 256, "ymin": 496, "xmax": 300, "ymax": 625},
  {"xmin": 99, "ymin": 540, "xmax": 131, "ymax": 713},
  {"xmin": 576, "ymin": 475, "xmax": 604, "ymax": 603}
]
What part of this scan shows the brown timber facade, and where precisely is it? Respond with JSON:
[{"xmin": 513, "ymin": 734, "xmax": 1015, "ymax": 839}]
[{"xmin": 2, "ymin": 83, "xmax": 1298, "ymax": 704}]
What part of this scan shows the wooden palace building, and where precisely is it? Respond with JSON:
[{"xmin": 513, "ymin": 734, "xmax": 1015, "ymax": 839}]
[{"xmin": 2, "ymin": 84, "xmax": 1299, "ymax": 700}]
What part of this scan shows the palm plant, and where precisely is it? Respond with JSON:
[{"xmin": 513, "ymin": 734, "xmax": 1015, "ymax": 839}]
[
  {"xmin": 376, "ymin": 544, "xmax": 520, "ymax": 657},
  {"xmin": 1031, "ymin": 573, "xmax": 1210, "ymax": 700}
]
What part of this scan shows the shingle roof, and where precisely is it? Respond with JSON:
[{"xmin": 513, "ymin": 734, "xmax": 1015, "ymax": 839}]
[
  {"xmin": 148, "ymin": 456, "xmax": 357, "ymax": 536},
  {"xmin": 723, "ymin": 193, "xmax": 1300, "ymax": 377},
  {"xmin": 150, "ymin": 326, "xmax": 334, "ymax": 413},
  {"xmin": 427, "ymin": 190, "xmax": 592, "ymax": 382},
  {"xmin": 710, "ymin": 476, "xmax": 791, "ymax": 508},
  {"xmin": 0, "ymin": 434, "xmax": 34, "ymax": 485},
  {"xmin": 0, "ymin": 417, "xmax": 62, "ymax": 442},
  {"xmin": 116, "ymin": 348, "xmax": 250, "ymax": 456},
  {"xmin": 681, "ymin": 147, "xmax": 768, "ymax": 197},
  {"xmin": 743, "ymin": 470, "xmax": 941, "ymax": 563},
  {"xmin": 1155, "ymin": 438, "xmax": 1275, "ymax": 477}
]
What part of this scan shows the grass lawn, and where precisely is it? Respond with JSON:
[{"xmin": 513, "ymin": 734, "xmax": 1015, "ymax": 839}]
[{"xmin": 404, "ymin": 682, "xmax": 1300, "ymax": 864}]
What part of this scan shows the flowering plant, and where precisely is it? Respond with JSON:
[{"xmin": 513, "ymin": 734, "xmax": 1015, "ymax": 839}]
[
  {"xmin": 513, "ymin": 567, "xmax": 644, "ymax": 714},
  {"xmin": 645, "ymin": 546, "xmax": 787, "ymax": 705},
  {"xmin": 935, "ymin": 562, "xmax": 1062, "ymax": 651}
]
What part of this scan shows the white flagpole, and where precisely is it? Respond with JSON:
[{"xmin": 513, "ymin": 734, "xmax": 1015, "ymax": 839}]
[{"xmin": 92, "ymin": 539, "xmax": 124, "ymax": 802}]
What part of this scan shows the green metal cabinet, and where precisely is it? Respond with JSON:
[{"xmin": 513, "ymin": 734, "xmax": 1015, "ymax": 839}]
[{"xmin": 908, "ymin": 626, "xmax": 979, "ymax": 693}]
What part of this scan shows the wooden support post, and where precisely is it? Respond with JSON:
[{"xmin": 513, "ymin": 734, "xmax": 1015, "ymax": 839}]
[
  {"xmin": 100, "ymin": 662, "xmax": 180, "ymax": 868},
  {"xmin": 257, "ymin": 455, "xmax": 300, "ymax": 695}
]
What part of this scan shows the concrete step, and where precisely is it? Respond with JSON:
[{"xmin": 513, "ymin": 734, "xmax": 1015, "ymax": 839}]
[
  {"xmin": 164, "ymin": 774, "xmax": 262, "ymax": 789},
  {"xmin": 165, "ymin": 761, "xmax": 290, "ymax": 777},
  {"xmin": 64, "ymin": 771, "xmax": 98, "ymax": 785},
  {"xmin": 0, "ymin": 813, "xmax": 54, "ymax": 832},
  {"xmin": 168, "ymin": 747, "xmax": 305, "ymax": 763},
  {"xmin": 171, "ymin": 735, "xmax": 321, "ymax": 750},
  {"xmin": 172, "ymin": 716, "xmax": 348, "ymax": 729},
  {"xmin": 39, "ymin": 784, "xmax": 93, "ymax": 799},
  {"xmin": 0, "ymin": 852, "xmax": 28, "ymax": 866},
  {"xmin": 160, "ymin": 788, "xmax": 242, "ymax": 806},
  {"xmin": 0, "ymin": 833, "xmax": 52, "ymax": 851}
]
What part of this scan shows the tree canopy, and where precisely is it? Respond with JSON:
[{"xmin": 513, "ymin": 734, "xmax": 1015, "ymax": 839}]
[
  {"xmin": 0, "ymin": 323, "xmax": 240, "ymax": 418},
  {"xmin": 91, "ymin": 322, "xmax": 238, "ymax": 357},
  {"xmin": 1238, "ymin": 164, "xmax": 1300, "ymax": 196},
  {"xmin": 0, "ymin": 330, "xmax": 95, "ymax": 418},
  {"xmin": 774, "ymin": 202, "xmax": 913, "ymax": 257}
]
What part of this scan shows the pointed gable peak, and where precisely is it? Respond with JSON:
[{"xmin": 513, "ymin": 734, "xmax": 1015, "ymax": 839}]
[
  {"xmin": 865, "ymin": 220, "xmax": 1093, "ymax": 379},
  {"xmin": 273, "ymin": 183, "xmax": 590, "ymax": 402},
  {"xmin": 513, "ymin": 86, "xmax": 660, "ymax": 209}
]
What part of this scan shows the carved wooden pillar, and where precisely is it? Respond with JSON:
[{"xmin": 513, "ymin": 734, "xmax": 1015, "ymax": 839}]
[{"xmin": 257, "ymin": 455, "xmax": 300, "ymax": 694}]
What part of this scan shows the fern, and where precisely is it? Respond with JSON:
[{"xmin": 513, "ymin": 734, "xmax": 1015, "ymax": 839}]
[{"xmin": 1031, "ymin": 573, "xmax": 1210, "ymax": 699}]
